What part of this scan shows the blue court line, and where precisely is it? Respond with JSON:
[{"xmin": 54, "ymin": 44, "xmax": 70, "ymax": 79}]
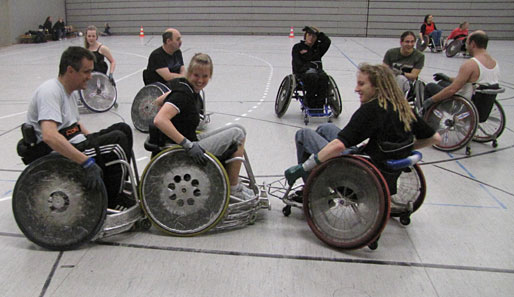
[
  {"xmin": 332, "ymin": 43, "xmax": 359, "ymax": 69},
  {"xmin": 424, "ymin": 202, "xmax": 500, "ymax": 209},
  {"xmin": 449, "ymin": 153, "xmax": 507, "ymax": 209}
]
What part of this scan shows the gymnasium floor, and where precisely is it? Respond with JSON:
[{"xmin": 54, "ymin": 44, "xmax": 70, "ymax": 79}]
[{"xmin": 1, "ymin": 34, "xmax": 513, "ymax": 297}]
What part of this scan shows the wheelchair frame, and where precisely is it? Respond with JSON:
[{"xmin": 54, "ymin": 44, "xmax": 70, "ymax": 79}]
[
  {"xmin": 267, "ymin": 153, "xmax": 426, "ymax": 250},
  {"xmin": 275, "ymin": 74, "xmax": 342, "ymax": 125},
  {"xmin": 423, "ymin": 86, "xmax": 506, "ymax": 155},
  {"xmin": 416, "ymin": 35, "xmax": 443, "ymax": 53}
]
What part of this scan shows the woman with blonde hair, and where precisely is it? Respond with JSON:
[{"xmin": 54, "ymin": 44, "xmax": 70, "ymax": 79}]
[
  {"xmin": 84, "ymin": 25, "xmax": 116, "ymax": 85},
  {"xmin": 153, "ymin": 53, "xmax": 255, "ymax": 200},
  {"xmin": 285, "ymin": 63, "xmax": 440, "ymax": 197}
]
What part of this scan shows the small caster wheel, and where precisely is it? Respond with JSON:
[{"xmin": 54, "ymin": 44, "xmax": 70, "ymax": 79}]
[
  {"xmin": 465, "ymin": 147, "xmax": 471, "ymax": 156},
  {"xmin": 138, "ymin": 218, "xmax": 152, "ymax": 231},
  {"xmin": 492, "ymin": 140, "xmax": 498, "ymax": 148},
  {"xmin": 304, "ymin": 116, "xmax": 309, "ymax": 125},
  {"xmin": 282, "ymin": 205, "xmax": 292, "ymax": 217},
  {"xmin": 400, "ymin": 215, "xmax": 411, "ymax": 226},
  {"xmin": 368, "ymin": 241, "xmax": 378, "ymax": 250},
  {"xmin": 114, "ymin": 102, "xmax": 119, "ymax": 109}
]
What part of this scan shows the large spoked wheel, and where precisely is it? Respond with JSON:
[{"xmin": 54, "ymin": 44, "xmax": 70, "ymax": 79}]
[
  {"xmin": 79, "ymin": 72, "xmax": 117, "ymax": 112},
  {"xmin": 139, "ymin": 146, "xmax": 230, "ymax": 236},
  {"xmin": 445, "ymin": 39, "xmax": 463, "ymax": 58},
  {"xmin": 473, "ymin": 100, "xmax": 506, "ymax": 143},
  {"xmin": 327, "ymin": 75, "xmax": 342, "ymax": 118},
  {"xmin": 12, "ymin": 155, "xmax": 107, "ymax": 250},
  {"xmin": 416, "ymin": 35, "xmax": 429, "ymax": 52},
  {"xmin": 424, "ymin": 96, "xmax": 478, "ymax": 152},
  {"xmin": 303, "ymin": 156, "xmax": 390, "ymax": 250},
  {"xmin": 131, "ymin": 82, "xmax": 170, "ymax": 133},
  {"xmin": 390, "ymin": 165, "xmax": 426, "ymax": 217},
  {"xmin": 275, "ymin": 75, "xmax": 295, "ymax": 118}
]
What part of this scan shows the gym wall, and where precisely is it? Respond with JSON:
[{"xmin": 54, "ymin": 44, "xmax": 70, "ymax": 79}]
[{"xmin": 23, "ymin": 0, "xmax": 514, "ymax": 41}]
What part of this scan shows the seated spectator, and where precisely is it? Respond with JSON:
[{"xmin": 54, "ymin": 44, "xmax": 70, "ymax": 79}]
[{"xmin": 52, "ymin": 18, "xmax": 66, "ymax": 40}]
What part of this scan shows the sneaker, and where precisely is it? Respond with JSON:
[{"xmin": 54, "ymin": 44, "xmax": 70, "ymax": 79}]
[
  {"xmin": 290, "ymin": 190, "xmax": 303, "ymax": 203},
  {"xmin": 108, "ymin": 192, "xmax": 136, "ymax": 210},
  {"xmin": 231, "ymin": 183, "xmax": 255, "ymax": 200}
]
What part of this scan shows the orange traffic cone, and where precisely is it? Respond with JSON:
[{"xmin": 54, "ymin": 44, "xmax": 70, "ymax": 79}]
[
  {"xmin": 289, "ymin": 26, "xmax": 295, "ymax": 38},
  {"xmin": 139, "ymin": 26, "xmax": 144, "ymax": 37}
]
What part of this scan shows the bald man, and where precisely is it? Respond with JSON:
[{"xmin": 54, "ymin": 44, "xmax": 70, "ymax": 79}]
[
  {"xmin": 423, "ymin": 30, "xmax": 500, "ymax": 110},
  {"xmin": 144, "ymin": 28, "xmax": 186, "ymax": 85}
]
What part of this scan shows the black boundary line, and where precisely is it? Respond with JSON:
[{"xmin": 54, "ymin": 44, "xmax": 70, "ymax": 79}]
[
  {"xmin": 0, "ymin": 124, "xmax": 21, "ymax": 137},
  {"xmin": 39, "ymin": 251, "xmax": 63, "ymax": 297},
  {"xmin": 95, "ymin": 241, "xmax": 514, "ymax": 275},
  {"xmin": 0, "ymin": 231, "xmax": 24, "ymax": 238},
  {"xmin": 421, "ymin": 144, "xmax": 514, "ymax": 166},
  {"xmin": 0, "ymin": 168, "xmax": 23, "ymax": 173}
]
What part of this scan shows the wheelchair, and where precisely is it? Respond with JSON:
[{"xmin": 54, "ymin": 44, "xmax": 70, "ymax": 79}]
[
  {"xmin": 416, "ymin": 35, "xmax": 443, "ymax": 53},
  {"xmin": 131, "ymin": 82, "xmax": 209, "ymax": 133},
  {"xmin": 275, "ymin": 74, "xmax": 342, "ymax": 125},
  {"xmin": 423, "ymin": 84, "xmax": 506, "ymax": 155},
  {"xmin": 267, "ymin": 151, "xmax": 425, "ymax": 250},
  {"xmin": 78, "ymin": 72, "xmax": 117, "ymax": 112},
  {"xmin": 12, "ymin": 153, "xmax": 147, "ymax": 251},
  {"xmin": 445, "ymin": 36, "xmax": 467, "ymax": 58}
]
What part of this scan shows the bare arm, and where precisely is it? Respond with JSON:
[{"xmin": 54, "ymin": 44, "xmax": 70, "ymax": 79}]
[
  {"xmin": 40, "ymin": 120, "xmax": 89, "ymax": 164},
  {"xmin": 99, "ymin": 45, "xmax": 116, "ymax": 74},
  {"xmin": 317, "ymin": 139, "xmax": 347, "ymax": 163},
  {"xmin": 431, "ymin": 61, "xmax": 474, "ymax": 103},
  {"xmin": 155, "ymin": 65, "xmax": 185, "ymax": 82},
  {"xmin": 404, "ymin": 68, "xmax": 421, "ymax": 81},
  {"xmin": 153, "ymin": 91, "xmax": 171, "ymax": 107},
  {"xmin": 153, "ymin": 103, "xmax": 185, "ymax": 144}
]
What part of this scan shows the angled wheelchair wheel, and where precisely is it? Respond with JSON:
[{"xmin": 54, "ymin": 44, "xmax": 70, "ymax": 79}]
[
  {"xmin": 445, "ymin": 39, "xmax": 463, "ymax": 58},
  {"xmin": 139, "ymin": 146, "xmax": 230, "ymax": 236},
  {"xmin": 12, "ymin": 155, "xmax": 107, "ymax": 250},
  {"xmin": 416, "ymin": 36, "xmax": 429, "ymax": 51},
  {"xmin": 79, "ymin": 72, "xmax": 117, "ymax": 112},
  {"xmin": 275, "ymin": 74, "xmax": 295, "ymax": 118},
  {"xmin": 303, "ymin": 155, "xmax": 390, "ymax": 250},
  {"xmin": 473, "ymin": 100, "xmax": 505, "ymax": 143},
  {"xmin": 131, "ymin": 82, "xmax": 170, "ymax": 133},
  {"xmin": 390, "ymin": 164, "xmax": 426, "ymax": 217},
  {"xmin": 424, "ymin": 96, "xmax": 478, "ymax": 152},
  {"xmin": 411, "ymin": 80, "xmax": 425, "ymax": 114},
  {"xmin": 327, "ymin": 75, "xmax": 342, "ymax": 118}
]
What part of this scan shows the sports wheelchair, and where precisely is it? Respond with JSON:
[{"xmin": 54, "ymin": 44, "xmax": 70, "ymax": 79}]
[
  {"xmin": 423, "ymin": 84, "xmax": 506, "ymax": 155},
  {"xmin": 275, "ymin": 74, "xmax": 342, "ymax": 125},
  {"xmin": 268, "ymin": 151, "xmax": 425, "ymax": 250},
  {"xmin": 78, "ymin": 72, "xmax": 117, "ymax": 112},
  {"xmin": 416, "ymin": 35, "xmax": 443, "ymax": 53},
  {"xmin": 445, "ymin": 36, "xmax": 467, "ymax": 58},
  {"xmin": 131, "ymin": 82, "xmax": 209, "ymax": 133},
  {"xmin": 12, "ymin": 136, "xmax": 270, "ymax": 251}
]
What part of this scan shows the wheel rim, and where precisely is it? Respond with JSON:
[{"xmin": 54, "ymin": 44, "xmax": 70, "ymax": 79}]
[
  {"xmin": 131, "ymin": 84, "xmax": 167, "ymax": 132},
  {"xmin": 303, "ymin": 156, "xmax": 388, "ymax": 249},
  {"xmin": 327, "ymin": 76, "xmax": 342, "ymax": 117},
  {"xmin": 275, "ymin": 76, "xmax": 293, "ymax": 117},
  {"xmin": 425, "ymin": 97, "xmax": 477, "ymax": 151},
  {"xmin": 390, "ymin": 165, "xmax": 426, "ymax": 216},
  {"xmin": 473, "ymin": 101, "xmax": 505, "ymax": 142},
  {"xmin": 80, "ymin": 72, "xmax": 117, "ymax": 112}
]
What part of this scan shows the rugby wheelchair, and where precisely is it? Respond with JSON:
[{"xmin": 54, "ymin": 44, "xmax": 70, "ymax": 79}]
[
  {"xmin": 423, "ymin": 84, "xmax": 506, "ymax": 155},
  {"xmin": 12, "ymin": 130, "xmax": 270, "ymax": 251},
  {"xmin": 131, "ymin": 82, "xmax": 209, "ymax": 133},
  {"xmin": 416, "ymin": 35, "xmax": 443, "ymax": 53},
  {"xmin": 268, "ymin": 150, "xmax": 426, "ymax": 250},
  {"xmin": 445, "ymin": 35, "xmax": 468, "ymax": 58},
  {"xmin": 275, "ymin": 74, "xmax": 342, "ymax": 125},
  {"xmin": 78, "ymin": 72, "xmax": 118, "ymax": 113}
]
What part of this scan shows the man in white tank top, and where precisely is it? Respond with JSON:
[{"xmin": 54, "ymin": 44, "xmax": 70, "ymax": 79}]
[{"xmin": 423, "ymin": 30, "xmax": 500, "ymax": 110}]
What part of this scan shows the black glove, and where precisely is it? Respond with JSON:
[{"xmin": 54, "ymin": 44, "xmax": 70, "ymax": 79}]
[
  {"xmin": 433, "ymin": 73, "xmax": 450, "ymax": 82},
  {"xmin": 180, "ymin": 138, "xmax": 207, "ymax": 165},
  {"xmin": 108, "ymin": 73, "xmax": 116, "ymax": 86},
  {"xmin": 82, "ymin": 157, "xmax": 105, "ymax": 192}
]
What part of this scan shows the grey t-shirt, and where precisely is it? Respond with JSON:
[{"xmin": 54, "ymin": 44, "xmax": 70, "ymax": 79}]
[
  {"xmin": 383, "ymin": 47, "xmax": 425, "ymax": 73},
  {"xmin": 26, "ymin": 78, "xmax": 86, "ymax": 144}
]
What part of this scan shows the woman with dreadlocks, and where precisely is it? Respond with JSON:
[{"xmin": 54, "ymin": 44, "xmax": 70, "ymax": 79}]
[{"xmin": 284, "ymin": 63, "xmax": 440, "ymax": 198}]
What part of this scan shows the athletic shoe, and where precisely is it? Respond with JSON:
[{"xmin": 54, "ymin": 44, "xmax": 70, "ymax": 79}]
[{"xmin": 231, "ymin": 183, "xmax": 255, "ymax": 200}]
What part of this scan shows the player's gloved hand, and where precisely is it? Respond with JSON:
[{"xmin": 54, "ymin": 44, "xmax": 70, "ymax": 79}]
[
  {"xmin": 108, "ymin": 73, "xmax": 116, "ymax": 86},
  {"xmin": 180, "ymin": 138, "xmax": 207, "ymax": 165},
  {"xmin": 284, "ymin": 154, "xmax": 321, "ymax": 186},
  {"xmin": 422, "ymin": 97, "xmax": 435, "ymax": 112},
  {"xmin": 433, "ymin": 73, "xmax": 450, "ymax": 82},
  {"xmin": 82, "ymin": 157, "xmax": 105, "ymax": 192}
]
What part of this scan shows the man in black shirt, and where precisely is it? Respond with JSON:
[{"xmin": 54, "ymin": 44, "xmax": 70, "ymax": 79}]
[
  {"xmin": 144, "ymin": 28, "xmax": 185, "ymax": 85},
  {"xmin": 292, "ymin": 26, "xmax": 331, "ymax": 109}
]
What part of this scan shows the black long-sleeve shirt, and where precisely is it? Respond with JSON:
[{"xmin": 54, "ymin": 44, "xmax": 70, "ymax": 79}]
[{"xmin": 291, "ymin": 32, "xmax": 331, "ymax": 74}]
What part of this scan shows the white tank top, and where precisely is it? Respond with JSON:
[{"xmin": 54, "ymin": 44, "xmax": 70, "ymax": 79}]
[{"xmin": 457, "ymin": 57, "xmax": 500, "ymax": 99}]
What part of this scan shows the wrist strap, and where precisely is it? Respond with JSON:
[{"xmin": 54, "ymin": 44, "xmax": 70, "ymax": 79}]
[{"xmin": 82, "ymin": 157, "xmax": 95, "ymax": 168}]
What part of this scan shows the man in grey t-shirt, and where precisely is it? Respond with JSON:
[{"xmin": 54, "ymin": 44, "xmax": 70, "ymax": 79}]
[
  {"xmin": 383, "ymin": 31, "xmax": 425, "ymax": 93},
  {"xmin": 20, "ymin": 47, "xmax": 134, "ymax": 209}
]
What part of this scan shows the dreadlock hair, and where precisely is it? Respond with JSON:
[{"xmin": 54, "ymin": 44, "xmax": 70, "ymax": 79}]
[{"xmin": 358, "ymin": 63, "xmax": 416, "ymax": 132}]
